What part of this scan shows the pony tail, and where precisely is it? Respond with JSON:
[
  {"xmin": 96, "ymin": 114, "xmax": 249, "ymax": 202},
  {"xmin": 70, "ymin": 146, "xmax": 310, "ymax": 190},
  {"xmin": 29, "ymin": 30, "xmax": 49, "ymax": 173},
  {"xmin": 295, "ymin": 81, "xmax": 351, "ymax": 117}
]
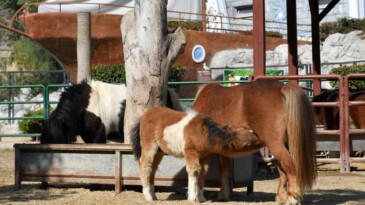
[
  {"xmin": 282, "ymin": 83, "xmax": 317, "ymax": 192},
  {"xmin": 131, "ymin": 121, "xmax": 142, "ymax": 160}
]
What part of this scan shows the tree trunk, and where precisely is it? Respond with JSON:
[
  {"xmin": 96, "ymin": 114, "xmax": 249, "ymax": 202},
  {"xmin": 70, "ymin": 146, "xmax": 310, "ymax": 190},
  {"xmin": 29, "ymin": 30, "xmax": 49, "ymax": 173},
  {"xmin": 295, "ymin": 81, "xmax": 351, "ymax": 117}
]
[
  {"xmin": 77, "ymin": 12, "xmax": 92, "ymax": 83},
  {"xmin": 121, "ymin": 0, "xmax": 186, "ymax": 143}
]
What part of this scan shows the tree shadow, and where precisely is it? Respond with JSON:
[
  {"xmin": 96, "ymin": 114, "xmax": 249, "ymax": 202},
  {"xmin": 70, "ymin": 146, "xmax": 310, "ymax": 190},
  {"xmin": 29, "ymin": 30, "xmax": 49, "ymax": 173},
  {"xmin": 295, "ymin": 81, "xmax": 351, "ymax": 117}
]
[
  {"xmin": 0, "ymin": 183, "xmax": 78, "ymax": 204},
  {"xmin": 163, "ymin": 188, "xmax": 275, "ymax": 202},
  {"xmin": 164, "ymin": 188, "xmax": 365, "ymax": 204},
  {"xmin": 303, "ymin": 189, "xmax": 365, "ymax": 204}
]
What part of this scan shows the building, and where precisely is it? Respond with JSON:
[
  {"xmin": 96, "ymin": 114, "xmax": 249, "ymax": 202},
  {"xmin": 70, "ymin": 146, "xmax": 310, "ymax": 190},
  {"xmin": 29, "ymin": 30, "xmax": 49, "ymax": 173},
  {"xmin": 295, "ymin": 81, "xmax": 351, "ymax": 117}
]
[{"xmin": 224, "ymin": 0, "xmax": 365, "ymax": 40}]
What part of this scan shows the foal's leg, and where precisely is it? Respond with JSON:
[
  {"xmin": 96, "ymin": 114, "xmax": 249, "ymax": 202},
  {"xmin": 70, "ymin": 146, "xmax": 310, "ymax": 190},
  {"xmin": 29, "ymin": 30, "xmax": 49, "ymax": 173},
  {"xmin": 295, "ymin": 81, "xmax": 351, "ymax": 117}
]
[
  {"xmin": 149, "ymin": 151, "xmax": 165, "ymax": 199},
  {"xmin": 139, "ymin": 142, "xmax": 160, "ymax": 201},
  {"xmin": 184, "ymin": 149, "xmax": 204, "ymax": 202},
  {"xmin": 217, "ymin": 156, "xmax": 231, "ymax": 201},
  {"xmin": 267, "ymin": 143, "xmax": 301, "ymax": 205},
  {"xmin": 197, "ymin": 156, "xmax": 212, "ymax": 202}
]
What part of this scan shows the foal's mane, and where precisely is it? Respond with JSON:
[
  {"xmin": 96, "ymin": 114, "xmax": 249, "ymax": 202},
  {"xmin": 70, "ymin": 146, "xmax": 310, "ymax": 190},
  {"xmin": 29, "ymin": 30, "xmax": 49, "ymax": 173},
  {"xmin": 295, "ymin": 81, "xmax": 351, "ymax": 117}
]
[
  {"xmin": 131, "ymin": 121, "xmax": 141, "ymax": 160},
  {"xmin": 194, "ymin": 84, "xmax": 208, "ymax": 102},
  {"xmin": 202, "ymin": 117, "xmax": 237, "ymax": 146}
]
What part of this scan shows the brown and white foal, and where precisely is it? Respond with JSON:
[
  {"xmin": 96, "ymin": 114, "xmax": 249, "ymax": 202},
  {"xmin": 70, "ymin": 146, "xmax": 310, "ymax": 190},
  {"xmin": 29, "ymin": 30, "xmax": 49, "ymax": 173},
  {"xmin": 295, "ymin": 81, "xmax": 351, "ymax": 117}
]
[{"xmin": 131, "ymin": 106, "xmax": 261, "ymax": 202}]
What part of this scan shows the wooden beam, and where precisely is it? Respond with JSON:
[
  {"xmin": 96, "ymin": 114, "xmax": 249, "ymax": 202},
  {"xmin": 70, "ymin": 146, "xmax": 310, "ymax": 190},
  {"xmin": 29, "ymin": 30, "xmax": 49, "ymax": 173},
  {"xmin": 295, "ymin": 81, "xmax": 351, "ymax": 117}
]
[
  {"xmin": 0, "ymin": 23, "xmax": 31, "ymax": 39},
  {"xmin": 309, "ymin": 0, "xmax": 321, "ymax": 94},
  {"xmin": 202, "ymin": 0, "xmax": 206, "ymax": 31},
  {"xmin": 286, "ymin": 0, "xmax": 298, "ymax": 76},
  {"xmin": 319, "ymin": 0, "xmax": 340, "ymax": 21},
  {"xmin": 115, "ymin": 151, "xmax": 122, "ymax": 194},
  {"xmin": 253, "ymin": 0, "xmax": 266, "ymax": 76}
]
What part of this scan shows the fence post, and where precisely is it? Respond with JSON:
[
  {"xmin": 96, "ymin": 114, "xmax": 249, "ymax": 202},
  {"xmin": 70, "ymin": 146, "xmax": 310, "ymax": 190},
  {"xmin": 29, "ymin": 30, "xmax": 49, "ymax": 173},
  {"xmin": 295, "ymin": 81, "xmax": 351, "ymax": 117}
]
[
  {"xmin": 43, "ymin": 85, "xmax": 49, "ymax": 119},
  {"xmin": 7, "ymin": 72, "xmax": 14, "ymax": 124}
]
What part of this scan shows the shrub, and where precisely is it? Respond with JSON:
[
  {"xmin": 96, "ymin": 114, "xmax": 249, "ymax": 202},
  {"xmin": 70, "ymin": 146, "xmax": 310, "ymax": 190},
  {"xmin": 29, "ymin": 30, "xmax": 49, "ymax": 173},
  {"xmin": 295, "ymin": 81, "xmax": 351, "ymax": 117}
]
[
  {"xmin": 238, "ymin": 30, "xmax": 283, "ymax": 38},
  {"xmin": 91, "ymin": 64, "xmax": 187, "ymax": 88},
  {"xmin": 168, "ymin": 64, "xmax": 186, "ymax": 90},
  {"xmin": 16, "ymin": 0, "xmax": 45, "ymax": 12},
  {"xmin": 92, "ymin": 64, "xmax": 126, "ymax": 84},
  {"xmin": 0, "ymin": 75, "xmax": 9, "ymax": 101},
  {"xmin": 320, "ymin": 18, "xmax": 365, "ymax": 41},
  {"xmin": 12, "ymin": 38, "xmax": 62, "ymax": 72},
  {"xmin": 330, "ymin": 64, "xmax": 365, "ymax": 89},
  {"xmin": 18, "ymin": 108, "xmax": 46, "ymax": 134},
  {"xmin": 168, "ymin": 21, "xmax": 203, "ymax": 31}
]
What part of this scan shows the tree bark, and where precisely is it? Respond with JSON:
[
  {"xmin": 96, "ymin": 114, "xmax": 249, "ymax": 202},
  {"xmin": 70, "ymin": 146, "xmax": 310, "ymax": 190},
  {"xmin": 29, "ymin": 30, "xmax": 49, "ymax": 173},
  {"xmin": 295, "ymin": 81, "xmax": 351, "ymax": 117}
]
[
  {"xmin": 121, "ymin": 0, "xmax": 186, "ymax": 143},
  {"xmin": 77, "ymin": 12, "xmax": 92, "ymax": 83}
]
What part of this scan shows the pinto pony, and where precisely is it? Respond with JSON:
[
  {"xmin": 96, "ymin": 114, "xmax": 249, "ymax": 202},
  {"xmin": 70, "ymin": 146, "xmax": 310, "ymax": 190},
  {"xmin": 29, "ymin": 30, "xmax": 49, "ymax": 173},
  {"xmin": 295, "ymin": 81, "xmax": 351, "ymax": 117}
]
[
  {"xmin": 192, "ymin": 80, "xmax": 317, "ymax": 204},
  {"xmin": 131, "ymin": 106, "xmax": 261, "ymax": 202},
  {"xmin": 41, "ymin": 80, "xmax": 183, "ymax": 144},
  {"xmin": 40, "ymin": 80, "xmax": 127, "ymax": 144}
]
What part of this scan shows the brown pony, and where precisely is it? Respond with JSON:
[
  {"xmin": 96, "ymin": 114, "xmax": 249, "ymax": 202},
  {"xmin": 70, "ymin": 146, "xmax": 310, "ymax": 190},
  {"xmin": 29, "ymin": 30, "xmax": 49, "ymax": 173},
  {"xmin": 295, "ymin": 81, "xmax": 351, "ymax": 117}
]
[
  {"xmin": 312, "ymin": 89, "xmax": 340, "ymax": 129},
  {"xmin": 313, "ymin": 90, "xmax": 365, "ymax": 158},
  {"xmin": 348, "ymin": 91, "xmax": 365, "ymax": 129},
  {"xmin": 193, "ymin": 80, "xmax": 317, "ymax": 204},
  {"xmin": 312, "ymin": 90, "xmax": 365, "ymax": 129},
  {"xmin": 131, "ymin": 106, "xmax": 261, "ymax": 202}
]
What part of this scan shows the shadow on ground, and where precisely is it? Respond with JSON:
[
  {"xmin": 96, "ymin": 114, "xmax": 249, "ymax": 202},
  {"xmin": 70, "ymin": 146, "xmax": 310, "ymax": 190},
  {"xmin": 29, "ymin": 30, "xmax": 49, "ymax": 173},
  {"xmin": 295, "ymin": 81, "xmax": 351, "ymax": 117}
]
[{"xmin": 163, "ymin": 187, "xmax": 365, "ymax": 204}]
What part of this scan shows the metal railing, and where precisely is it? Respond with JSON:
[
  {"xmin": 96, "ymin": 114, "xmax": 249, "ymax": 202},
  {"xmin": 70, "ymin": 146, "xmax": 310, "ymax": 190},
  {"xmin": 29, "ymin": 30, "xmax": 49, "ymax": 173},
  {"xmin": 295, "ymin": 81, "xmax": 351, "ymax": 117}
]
[
  {"xmin": 1, "ymin": 78, "xmax": 364, "ymax": 173},
  {"xmin": 0, "ymin": 80, "xmax": 252, "ymax": 138},
  {"xmin": 0, "ymin": 84, "xmax": 70, "ymax": 137}
]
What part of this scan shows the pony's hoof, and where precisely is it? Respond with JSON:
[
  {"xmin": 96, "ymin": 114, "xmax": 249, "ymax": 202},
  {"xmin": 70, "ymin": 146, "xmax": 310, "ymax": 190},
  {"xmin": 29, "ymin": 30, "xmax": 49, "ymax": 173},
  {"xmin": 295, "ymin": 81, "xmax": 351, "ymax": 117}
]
[
  {"xmin": 217, "ymin": 191, "xmax": 229, "ymax": 201},
  {"xmin": 285, "ymin": 196, "xmax": 301, "ymax": 205},
  {"xmin": 143, "ymin": 194, "xmax": 157, "ymax": 201},
  {"xmin": 188, "ymin": 197, "xmax": 197, "ymax": 202},
  {"xmin": 144, "ymin": 197, "xmax": 155, "ymax": 202},
  {"xmin": 275, "ymin": 193, "xmax": 288, "ymax": 204},
  {"xmin": 188, "ymin": 197, "xmax": 206, "ymax": 203},
  {"xmin": 197, "ymin": 195, "xmax": 206, "ymax": 203}
]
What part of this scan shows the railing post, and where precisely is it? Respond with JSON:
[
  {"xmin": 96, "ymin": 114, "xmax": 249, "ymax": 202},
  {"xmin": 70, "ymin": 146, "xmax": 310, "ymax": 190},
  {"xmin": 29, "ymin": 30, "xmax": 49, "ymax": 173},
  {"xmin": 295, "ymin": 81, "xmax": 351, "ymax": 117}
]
[
  {"xmin": 7, "ymin": 72, "xmax": 11, "ymax": 124},
  {"xmin": 339, "ymin": 76, "xmax": 348, "ymax": 172},
  {"xmin": 178, "ymin": 12, "xmax": 181, "ymax": 28},
  {"xmin": 220, "ymin": 15, "xmax": 223, "ymax": 32},
  {"xmin": 202, "ymin": 0, "xmax": 206, "ymax": 31},
  {"xmin": 44, "ymin": 85, "xmax": 49, "ymax": 119}
]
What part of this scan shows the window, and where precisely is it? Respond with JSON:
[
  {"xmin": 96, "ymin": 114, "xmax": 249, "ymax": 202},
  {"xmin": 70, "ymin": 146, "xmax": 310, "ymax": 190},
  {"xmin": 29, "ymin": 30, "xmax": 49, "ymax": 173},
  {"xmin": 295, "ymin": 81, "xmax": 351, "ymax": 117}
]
[
  {"xmin": 235, "ymin": 5, "xmax": 253, "ymax": 18},
  {"xmin": 318, "ymin": 0, "xmax": 332, "ymax": 9}
]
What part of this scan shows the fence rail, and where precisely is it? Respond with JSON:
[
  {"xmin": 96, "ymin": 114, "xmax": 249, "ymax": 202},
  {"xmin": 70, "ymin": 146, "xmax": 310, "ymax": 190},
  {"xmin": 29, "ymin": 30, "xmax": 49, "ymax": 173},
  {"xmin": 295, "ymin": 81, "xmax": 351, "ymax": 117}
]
[{"xmin": 0, "ymin": 84, "xmax": 70, "ymax": 137}]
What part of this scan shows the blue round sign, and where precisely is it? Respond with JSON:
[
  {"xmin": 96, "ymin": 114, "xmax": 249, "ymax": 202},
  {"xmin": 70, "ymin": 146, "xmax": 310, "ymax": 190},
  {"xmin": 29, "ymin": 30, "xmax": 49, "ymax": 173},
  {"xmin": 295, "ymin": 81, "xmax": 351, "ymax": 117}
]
[{"xmin": 192, "ymin": 45, "xmax": 206, "ymax": 63}]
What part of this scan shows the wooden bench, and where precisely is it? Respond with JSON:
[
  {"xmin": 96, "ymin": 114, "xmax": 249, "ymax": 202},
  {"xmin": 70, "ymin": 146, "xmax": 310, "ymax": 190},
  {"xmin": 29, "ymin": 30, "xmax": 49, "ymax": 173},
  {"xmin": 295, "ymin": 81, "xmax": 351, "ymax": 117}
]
[{"xmin": 14, "ymin": 143, "xmax": 255, "ymax": 194}]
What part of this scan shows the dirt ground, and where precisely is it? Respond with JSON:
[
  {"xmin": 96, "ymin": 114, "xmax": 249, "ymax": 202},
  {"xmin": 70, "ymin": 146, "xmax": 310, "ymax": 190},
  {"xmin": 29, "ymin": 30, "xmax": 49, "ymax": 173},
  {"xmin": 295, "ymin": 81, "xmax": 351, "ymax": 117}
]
[{"xmin": 1, "ymin": 143, "xmax": 365, "ymax": 205}]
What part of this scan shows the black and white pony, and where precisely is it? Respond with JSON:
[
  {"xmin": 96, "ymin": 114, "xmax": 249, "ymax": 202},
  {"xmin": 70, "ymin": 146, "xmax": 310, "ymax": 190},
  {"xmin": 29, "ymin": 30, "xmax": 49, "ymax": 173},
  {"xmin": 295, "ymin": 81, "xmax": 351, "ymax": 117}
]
[{"xmin": 40, "ymin": 80, "xmax": 182, "ymax": 144}]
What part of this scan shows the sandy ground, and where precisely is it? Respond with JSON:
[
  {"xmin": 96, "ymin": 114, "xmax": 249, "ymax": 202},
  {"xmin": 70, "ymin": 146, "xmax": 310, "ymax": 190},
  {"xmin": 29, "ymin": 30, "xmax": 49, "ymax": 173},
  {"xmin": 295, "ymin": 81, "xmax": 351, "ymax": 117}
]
[{"xmin": 1, "ymin": 142, "xmax": 365, "ymax": 205}]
